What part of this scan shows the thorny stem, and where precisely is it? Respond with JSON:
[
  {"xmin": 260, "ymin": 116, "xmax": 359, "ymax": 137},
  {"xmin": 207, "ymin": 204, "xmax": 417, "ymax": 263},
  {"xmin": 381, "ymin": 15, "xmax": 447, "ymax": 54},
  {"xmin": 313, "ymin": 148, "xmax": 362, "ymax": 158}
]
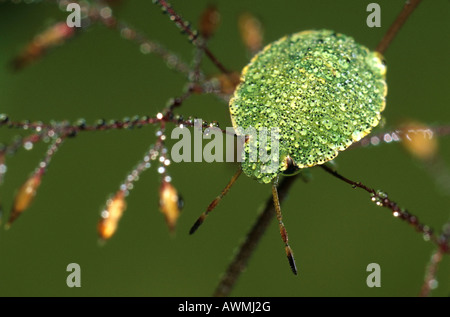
[
  {"xmin": 100, "ymin": 19, "xmax": 193, "ymax": 78},
  {"xmin": 118, "ymin": 122, "xmax": 168, "ymax": 196},
  {"xmin": 0, "ymin": 120, "xmax": 73, "ymax": 175},
  {"xmin": 90, "ymin": 1, "xmax": 195, "ymax": 78},
  {"xmin": 417, "ymin": 159, "xmax": 450, "ymax": 297},
  {"xmin": 153, "ymin": 0, "xmax": 231, "ymax": 75},
  {"xmin": 0, "ymin": 110, "xmax": 246, "ymax": 188},
  {"xmin": 375, "ymin": 0, "xmax": 423, "ymax": 55},
  {"xmin": 419, "ymin": 247, "xmax": 444, "ymax": 297}
]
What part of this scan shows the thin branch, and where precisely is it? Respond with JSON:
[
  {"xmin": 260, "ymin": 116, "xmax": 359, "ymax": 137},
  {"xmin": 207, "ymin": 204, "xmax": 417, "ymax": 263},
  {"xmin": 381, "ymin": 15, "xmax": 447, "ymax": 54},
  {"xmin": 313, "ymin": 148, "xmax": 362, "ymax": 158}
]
[
  {"xmin": 153, "ymin": 0, "xmax": 231, "ymax": 75},
  {"xmin": 350, "ymin": 125, "xmax": 450, "ymax": 150},
  {"xmin": 320, "ymin": 164, "xmax": 449, "ymax": 254},
  {"xmin": 419, "ymin": 247, "xmax": 444, "ymax": 297},
  {"xmin": 376, "ymin": 0, "xmax": 423, "ymax": 55}
]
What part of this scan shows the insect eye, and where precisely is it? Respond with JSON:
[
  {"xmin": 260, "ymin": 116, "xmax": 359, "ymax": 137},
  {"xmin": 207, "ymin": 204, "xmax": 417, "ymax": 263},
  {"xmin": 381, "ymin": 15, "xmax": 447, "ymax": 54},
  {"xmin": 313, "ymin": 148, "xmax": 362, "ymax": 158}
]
[{"xmin": 282, "ymin": 157, "xmax": 300, "ymax": 176}]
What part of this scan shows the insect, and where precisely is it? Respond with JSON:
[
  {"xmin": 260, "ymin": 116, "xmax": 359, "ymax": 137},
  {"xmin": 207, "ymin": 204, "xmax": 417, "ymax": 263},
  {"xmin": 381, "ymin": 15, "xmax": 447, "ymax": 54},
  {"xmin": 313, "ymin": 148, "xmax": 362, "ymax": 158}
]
[
  {"xmin": 0, "ymin": 0, "xmax": 449, "ymax": 297},
  {"xmin": 189, "ymin": 29, "xmax": 387, "ymax": 275}
]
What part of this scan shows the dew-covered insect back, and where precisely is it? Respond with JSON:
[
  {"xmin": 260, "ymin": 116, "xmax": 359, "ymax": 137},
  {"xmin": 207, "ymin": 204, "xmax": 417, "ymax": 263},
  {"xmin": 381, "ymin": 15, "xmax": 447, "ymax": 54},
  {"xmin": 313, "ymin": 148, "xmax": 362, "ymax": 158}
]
[{"xmin": 229, "ymin": 29, "xmax": 387, "ymax": 184}]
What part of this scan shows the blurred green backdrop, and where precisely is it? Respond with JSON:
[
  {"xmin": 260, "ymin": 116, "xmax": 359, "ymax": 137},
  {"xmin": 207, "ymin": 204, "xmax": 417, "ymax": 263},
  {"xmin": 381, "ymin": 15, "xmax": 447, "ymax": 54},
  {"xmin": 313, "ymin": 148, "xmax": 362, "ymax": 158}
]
[{"xmin": 0, "ymin": 0, "xmax": 449, "ymax": 297}]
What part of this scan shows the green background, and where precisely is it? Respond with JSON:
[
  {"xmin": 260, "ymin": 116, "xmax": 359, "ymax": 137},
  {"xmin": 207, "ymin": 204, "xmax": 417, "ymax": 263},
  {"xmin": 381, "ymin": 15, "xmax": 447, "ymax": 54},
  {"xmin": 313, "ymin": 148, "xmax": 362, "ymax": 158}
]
[{"xmin": 0, "ymin": 0, "xmax": 449, "ymax": 297}]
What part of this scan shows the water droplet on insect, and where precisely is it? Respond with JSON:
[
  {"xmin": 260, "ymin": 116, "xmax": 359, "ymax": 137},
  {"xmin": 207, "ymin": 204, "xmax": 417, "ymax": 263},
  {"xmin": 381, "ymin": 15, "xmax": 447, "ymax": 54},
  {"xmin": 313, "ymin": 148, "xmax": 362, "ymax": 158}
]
[
  {"xmin": 321, "ymin": 119, "xmax": 332, "ymax": 130},
  {"xmin": 262, "ymin": 175, "xmax": 272, "ymax": 183}
]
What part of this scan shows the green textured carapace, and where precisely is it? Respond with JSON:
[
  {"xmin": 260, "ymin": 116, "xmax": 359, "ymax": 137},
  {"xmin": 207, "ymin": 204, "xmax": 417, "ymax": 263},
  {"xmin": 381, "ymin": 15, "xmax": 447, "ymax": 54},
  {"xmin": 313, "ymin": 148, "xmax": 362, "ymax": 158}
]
[{"xmin": 229, "ymin": 29, "xmax": 387, "ymax": 183}]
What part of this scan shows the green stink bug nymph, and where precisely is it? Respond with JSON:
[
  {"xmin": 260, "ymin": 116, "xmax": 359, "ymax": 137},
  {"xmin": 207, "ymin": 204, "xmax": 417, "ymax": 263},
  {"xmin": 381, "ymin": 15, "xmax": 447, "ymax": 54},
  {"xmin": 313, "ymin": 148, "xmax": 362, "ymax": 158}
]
[
  {"xmin": 191, "ymin": 29, "xmax": 387, "ymax": 275},
  {"xmin": 230, "ymin": 29, "xmax": 387, "ymax": 184}
]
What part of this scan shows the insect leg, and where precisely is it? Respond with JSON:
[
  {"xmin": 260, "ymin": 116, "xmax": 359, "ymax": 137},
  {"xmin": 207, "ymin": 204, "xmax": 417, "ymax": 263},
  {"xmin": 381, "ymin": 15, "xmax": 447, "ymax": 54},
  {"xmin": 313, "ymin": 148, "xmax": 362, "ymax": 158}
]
[{"xmin": 272, "ymin": 176, "xmax": 298, "ymax": 275}]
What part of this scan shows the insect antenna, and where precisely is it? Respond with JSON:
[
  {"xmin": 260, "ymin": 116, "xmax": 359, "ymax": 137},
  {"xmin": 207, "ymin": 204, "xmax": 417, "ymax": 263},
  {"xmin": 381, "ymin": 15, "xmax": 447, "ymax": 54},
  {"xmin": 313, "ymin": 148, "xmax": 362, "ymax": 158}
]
[
  {"xmin": 272, "ymin": 176, "xmax": 298, "ymax": 275},
  {"xmin": 319, "ymin": 164, "xmax": 449, "ymax": 252},
  {"xmin": 189, "ymin": 167, "xmax": 242, "ymax": 234}
]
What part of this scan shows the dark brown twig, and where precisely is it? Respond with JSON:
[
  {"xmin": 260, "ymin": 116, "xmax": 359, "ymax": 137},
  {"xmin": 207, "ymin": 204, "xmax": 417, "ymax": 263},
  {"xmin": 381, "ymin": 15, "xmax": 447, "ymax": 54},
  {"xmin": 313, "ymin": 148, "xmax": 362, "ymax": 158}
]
[
  {"xmin": 153, "ymin": 0, "xmax": 231, "ymax": 75},
  {"xmin": 376, "ymin": 0, "xmax": 423, "ymax": 55}
]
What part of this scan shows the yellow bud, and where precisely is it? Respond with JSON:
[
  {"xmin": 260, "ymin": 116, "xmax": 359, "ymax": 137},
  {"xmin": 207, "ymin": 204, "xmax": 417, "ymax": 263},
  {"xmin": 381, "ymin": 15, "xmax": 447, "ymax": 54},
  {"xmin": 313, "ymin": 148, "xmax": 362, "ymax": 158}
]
[
  {"xmin": 12, "ymin": 22, "xmax": 75, "ymax": 70},
  {"xmin": 401, "ymin": 122, "xmax": 438, "ymax": 161},
  {"xmin": 98, "ymin": 191, "xmax": 127, "ymax": 241},
  {"xmin": 199, "ymin": 5, "xmax": 220, "ymax": 39},
  {"xmin": 239, "ymin": 13, "xmax": 263, "ymax": 55},
  {"xmin": 7, "ymin": 173, "xmax": 42, "ymax": 228},
  {"xmin": 159, "ymin": 181, "xmax": 183, "ymax": 233}
]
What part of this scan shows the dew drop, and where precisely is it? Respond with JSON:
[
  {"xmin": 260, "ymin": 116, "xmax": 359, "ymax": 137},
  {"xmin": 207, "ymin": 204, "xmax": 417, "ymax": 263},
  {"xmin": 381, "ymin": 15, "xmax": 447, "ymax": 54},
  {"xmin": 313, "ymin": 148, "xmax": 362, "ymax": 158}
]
[
  {"xmin": 370, "ymin": 136, "xmax": 380, "ymax": 146},
  {"xmin": 24, "ymin": 141, "xmax": 33, "ymax": 150},
  {"xmin": 383, "ymin": 134, "xmax": 392, "ymax": 143},
  {"xmin": 0, "ymin": 114, "xmax": 9, "ymax": 124},
  {"xmin": 262, "ymin": 175, "xmax": 272, "ymax": 183},
  {"xmin": 101, "ymin": 210, "xmax": 109, "ymax": 219},
  {"xmin": 428, "ymin": 279, "xmax": 438, "ymax": 290}
]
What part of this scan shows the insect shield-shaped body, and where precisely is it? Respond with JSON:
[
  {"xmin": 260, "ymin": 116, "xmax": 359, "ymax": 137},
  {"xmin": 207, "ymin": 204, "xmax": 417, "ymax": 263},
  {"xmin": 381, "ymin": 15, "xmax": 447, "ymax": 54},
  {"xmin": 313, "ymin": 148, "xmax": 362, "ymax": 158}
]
[
  {"xmin": 191, "ymin": 29, "xmax": 387, "ymax": 275},
  {"xmin": 229, "ymin": 29, "xmax": 387, "ymax": 182}
]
